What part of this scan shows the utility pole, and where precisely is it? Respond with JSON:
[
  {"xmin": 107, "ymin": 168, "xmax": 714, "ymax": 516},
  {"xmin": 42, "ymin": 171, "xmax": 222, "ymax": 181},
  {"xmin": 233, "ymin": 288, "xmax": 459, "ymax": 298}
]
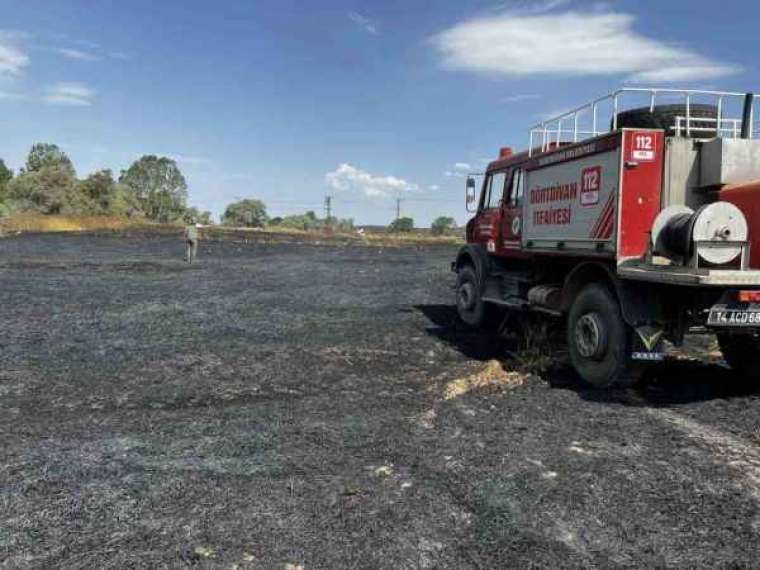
[
  {"xmin": 324, "ymin": 195, "xmax": 333, "ymax": 230},
  {"xmin": 395, "ymin": 197, "xmax": 402, "ymax": 221},
  {"xmin": 324, "ymin": 195, "xmax": 332, "ymax": 220}
]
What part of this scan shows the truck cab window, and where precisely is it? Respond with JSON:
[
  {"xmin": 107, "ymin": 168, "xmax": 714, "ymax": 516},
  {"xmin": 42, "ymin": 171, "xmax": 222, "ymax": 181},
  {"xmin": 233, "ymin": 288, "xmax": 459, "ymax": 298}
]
[
  {"xmin": 510, "ymin": 168, "xmax": 525, "ymax": 207},
  {"xmin": 482, "ymin": 171, "xmax": 506, "ymax": 210}
]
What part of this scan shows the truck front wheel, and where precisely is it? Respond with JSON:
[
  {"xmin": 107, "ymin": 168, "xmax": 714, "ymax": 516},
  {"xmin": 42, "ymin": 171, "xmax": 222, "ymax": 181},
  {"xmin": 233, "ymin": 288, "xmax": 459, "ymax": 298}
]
[
  {"xmin": 456, "ymin": 265, "xmax": 486, "ymax": 327},
  {"xmin": 567, "ymin": 284, "xmax": 639, "ymax": 388},
  {"xmin": 717, "ymin": 333, "xmax": 760, "ymax": 380}
]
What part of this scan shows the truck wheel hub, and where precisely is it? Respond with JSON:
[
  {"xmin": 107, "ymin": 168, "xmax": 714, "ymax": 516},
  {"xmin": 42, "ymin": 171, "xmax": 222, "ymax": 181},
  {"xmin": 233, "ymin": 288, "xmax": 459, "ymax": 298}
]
[
  {"xmin": 575, "ymin": 313, "xmax": 607, "ymax": 359},
  {"xmin": 458, "ymin": 282, "xmax": 476, "ymax": 311}
]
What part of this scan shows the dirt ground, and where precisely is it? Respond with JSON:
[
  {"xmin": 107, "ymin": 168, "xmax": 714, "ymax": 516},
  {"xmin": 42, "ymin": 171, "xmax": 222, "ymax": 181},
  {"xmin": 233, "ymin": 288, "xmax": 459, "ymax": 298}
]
[{"xmin": 1, "ymin": 231, "xmax": 760, "ymax": 569}]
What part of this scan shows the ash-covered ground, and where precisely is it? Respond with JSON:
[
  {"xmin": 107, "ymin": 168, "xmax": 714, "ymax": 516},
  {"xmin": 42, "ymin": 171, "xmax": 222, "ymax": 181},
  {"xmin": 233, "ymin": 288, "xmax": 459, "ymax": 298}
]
[{"xmin": 1, "ymin": 231, "xmax": 759, "ymax": 568}]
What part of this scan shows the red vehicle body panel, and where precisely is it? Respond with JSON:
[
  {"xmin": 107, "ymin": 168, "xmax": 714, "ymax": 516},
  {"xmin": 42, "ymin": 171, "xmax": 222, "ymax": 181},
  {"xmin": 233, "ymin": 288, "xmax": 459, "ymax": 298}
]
[
  {"xmin": 469, "ymin": 130, "xmax": 664, "ymax": 265},
  {"xmin": 617, "ymin": 130, "xmax": 665, "ymax": 261},
  {"xmin": 720, "ymin": 181, "xmax": 760, "ymax": 268}
]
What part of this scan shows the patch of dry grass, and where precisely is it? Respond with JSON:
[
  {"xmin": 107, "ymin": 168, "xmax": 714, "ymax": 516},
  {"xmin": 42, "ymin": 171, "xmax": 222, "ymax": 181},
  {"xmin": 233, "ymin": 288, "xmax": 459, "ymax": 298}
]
[
  {"xmin": 206, "ymin": 224, "xmax": 463, "ymax": 246},
  {"xmin": 443, "ymin": 359, "xmax": 528, "ymax": 400},
  {"xmin": 504, "ymin": 316, "xmax": 566, "ymax": 374},
  {"xmin": 0, "ymin": 214, "xmax": 157, "ymax": 234},
  {"xmin": 0, "ymin": 215, "xmax": 463, "ymax": 246}
]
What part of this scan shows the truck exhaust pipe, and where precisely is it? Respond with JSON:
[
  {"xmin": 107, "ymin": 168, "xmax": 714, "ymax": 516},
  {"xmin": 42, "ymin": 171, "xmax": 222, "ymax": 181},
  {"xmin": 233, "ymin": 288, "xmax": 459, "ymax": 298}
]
[{"xmin": 741, "ymin": 92, "xmax": 754, "ymax": 139}]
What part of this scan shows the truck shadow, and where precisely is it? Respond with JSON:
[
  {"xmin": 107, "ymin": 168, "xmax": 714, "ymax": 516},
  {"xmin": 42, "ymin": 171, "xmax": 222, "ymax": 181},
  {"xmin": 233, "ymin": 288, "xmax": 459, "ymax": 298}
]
[
  {"xmin": 560, "ymin": 360, "xmax": 760, "ymax": 406},
  {"xmin": 414, "ymin": 304, "xmax": 512, "ymax": 361},
  {"xmin": 415, "ymin": 304, "xmax": 758, "ymax": 406}
]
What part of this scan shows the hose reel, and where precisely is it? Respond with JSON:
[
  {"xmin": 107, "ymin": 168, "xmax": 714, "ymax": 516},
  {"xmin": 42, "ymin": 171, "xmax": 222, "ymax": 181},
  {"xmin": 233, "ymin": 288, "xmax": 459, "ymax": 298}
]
[{"xmin": 651, "ymin": 202, "xmax": 748, "ymax": 266}]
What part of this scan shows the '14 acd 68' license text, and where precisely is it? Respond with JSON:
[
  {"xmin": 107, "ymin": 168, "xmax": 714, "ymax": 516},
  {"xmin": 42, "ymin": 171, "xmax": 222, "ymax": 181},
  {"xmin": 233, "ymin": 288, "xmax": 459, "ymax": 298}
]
[{"xmin": 708, "ymin": 304, "xmax": 760, "ymax": 327}]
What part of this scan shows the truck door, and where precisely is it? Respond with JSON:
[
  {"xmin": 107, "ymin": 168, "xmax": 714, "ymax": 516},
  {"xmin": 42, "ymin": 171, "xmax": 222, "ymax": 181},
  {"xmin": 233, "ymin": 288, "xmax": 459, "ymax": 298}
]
[
  {"xmin": 472, "ymin": 170, "xmax": 507, "ymax": 252},
  {"xmin": 499, "ymin": 167, "xmax": 526, "ymax": 255}
]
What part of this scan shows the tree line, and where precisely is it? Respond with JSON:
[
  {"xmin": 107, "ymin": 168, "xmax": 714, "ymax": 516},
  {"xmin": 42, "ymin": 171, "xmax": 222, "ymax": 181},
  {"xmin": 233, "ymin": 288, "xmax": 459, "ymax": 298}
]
[
  {"xmin": 0, "ymin": 144, "xmax": 459, "ymax": 235},
  {"xmin": 222, "ymin": 198, "xmax": 458, "ymax": 235},
  {"xmin": 221, "ymin": 199, "xmax": 355, "ymax": 232},
  {"xmin": 0, "ymin": 143, "xmax": 211, "ymax": 224}
]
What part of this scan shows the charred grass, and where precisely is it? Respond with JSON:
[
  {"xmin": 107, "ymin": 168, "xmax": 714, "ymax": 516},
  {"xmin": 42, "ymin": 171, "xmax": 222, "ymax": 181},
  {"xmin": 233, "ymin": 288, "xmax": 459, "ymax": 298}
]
[{"xmin": 2, "ymin": 232, "xmax": 760, "ymax": 568}]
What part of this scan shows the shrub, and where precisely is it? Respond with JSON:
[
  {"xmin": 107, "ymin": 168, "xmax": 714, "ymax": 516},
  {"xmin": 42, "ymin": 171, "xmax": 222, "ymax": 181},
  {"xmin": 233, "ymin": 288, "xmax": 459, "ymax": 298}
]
[
  {"xmin": 222, "ymin": 199, "xmax": 268, "ymax": 227},
  {"xmin": 389, "ymin": 217, "xmax": 414, "ymax": 233},
  {"xmin": 431, "ymin": 216, "xmax": 456, "ymax": 235}
]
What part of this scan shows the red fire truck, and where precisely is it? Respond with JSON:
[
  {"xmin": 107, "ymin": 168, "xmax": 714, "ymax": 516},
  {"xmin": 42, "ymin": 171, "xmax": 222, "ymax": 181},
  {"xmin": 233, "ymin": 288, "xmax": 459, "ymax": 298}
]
[{"xmin": 454, "ymin": 88, "xmax": 760, "ymax": 387}]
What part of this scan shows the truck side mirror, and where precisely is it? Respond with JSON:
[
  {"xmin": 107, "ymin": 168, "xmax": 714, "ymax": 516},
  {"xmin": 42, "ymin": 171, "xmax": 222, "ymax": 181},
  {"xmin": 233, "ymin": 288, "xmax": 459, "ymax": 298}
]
[{"xmin": 466, "ymin": 176, "xmax": 477, "ymax": 212}]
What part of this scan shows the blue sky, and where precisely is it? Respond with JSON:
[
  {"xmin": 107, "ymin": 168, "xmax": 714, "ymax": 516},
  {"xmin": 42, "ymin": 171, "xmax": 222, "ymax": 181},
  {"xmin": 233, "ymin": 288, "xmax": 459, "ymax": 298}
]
[{"xmin": 0, "ymin": 0, "xmax": 756, "ymax": 226}]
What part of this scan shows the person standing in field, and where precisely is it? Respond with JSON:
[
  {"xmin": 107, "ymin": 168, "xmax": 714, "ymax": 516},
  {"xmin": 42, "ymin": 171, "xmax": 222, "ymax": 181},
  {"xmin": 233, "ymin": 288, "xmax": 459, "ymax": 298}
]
[{"xmin": 184, "ymin": 219, "xmax": 201, "ymax": 263}]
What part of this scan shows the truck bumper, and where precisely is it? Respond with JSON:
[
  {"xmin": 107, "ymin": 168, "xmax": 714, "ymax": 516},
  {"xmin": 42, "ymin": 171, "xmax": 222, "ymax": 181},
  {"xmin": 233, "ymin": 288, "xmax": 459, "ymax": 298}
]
[{"xmin": 618, "ymin": 265, "xmax": 760, "ymax": 287}]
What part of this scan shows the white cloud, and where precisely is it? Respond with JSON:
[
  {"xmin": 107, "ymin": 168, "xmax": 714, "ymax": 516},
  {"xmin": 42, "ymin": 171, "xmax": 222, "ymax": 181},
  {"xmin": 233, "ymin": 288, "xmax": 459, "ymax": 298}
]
[
  {"xmin": 0, "ymin": 90, "xmax": 24, "ymax": 101},
  {"xmin": 326, "ymin": 163, "xmax": 418, "ymax": 198},
  {"xmin": 43, "ymin": 82, "xmax": 96, "ymax": 106},
  {"xmin": 348, "ymin": 12, "xmax": 378, "ymax": 35},
  {"xmin": 73, "ymin": 39, "xmax": 100, "ymax": 50},
  {"xmin": 429, "ymin": 184, "xmax": 441, "ymax": 191},
  {"xmin": 444, "ymin": 162, "xmax": 472, "ymax": 177},
  {"xmin": 431, "ymin": 9, "xmax": 740, "ymax": 82},
  {"xmin": 502, "ymin": 93, "xmax": 540, "ymax": 103},
  {"xmin": 0, "ymin": 31, "xmax": 30, "ymax": 77},
  {"xmin": 55, "ymin": 47, "xmax": 100, "ymax": 61}
]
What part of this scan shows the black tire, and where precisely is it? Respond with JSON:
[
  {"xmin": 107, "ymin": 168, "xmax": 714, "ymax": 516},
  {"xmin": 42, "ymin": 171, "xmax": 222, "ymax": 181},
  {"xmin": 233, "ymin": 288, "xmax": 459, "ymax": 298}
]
[
  {"xmin": 567, "ymin": 284, "xmax": 641, "ymax": 388},
  {"xmin": 614, "ymin": 104, "xmax": 718, "ymax": 138},
  {"xmin": 456, "ymin": 265, "xmax": 486, "ymax": 328},
  {"xmin": 717, "ymin": 332, "xmax": 760, "ymax": 380}
]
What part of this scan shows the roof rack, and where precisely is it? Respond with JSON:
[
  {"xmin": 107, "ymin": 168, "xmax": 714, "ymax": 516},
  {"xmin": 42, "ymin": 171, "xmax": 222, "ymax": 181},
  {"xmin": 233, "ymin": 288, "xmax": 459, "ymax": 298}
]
[{"xmin": 528, "ymin": 88, "xmax": 756, "ymax": 156}]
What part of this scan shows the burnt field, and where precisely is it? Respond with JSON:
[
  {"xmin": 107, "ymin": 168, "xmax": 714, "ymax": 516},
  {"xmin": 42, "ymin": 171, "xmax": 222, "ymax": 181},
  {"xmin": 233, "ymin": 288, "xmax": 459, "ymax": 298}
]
[{"xmin": 2, "ymin": 231, "xmax": 760, "ymax": 568}]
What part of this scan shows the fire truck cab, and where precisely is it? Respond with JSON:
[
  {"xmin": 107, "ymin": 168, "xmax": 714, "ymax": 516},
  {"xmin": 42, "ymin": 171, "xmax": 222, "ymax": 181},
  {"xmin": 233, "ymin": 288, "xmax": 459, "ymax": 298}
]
[{"xmin": 454, "ymin": 88, "xmax": 760, "ymax": 387}]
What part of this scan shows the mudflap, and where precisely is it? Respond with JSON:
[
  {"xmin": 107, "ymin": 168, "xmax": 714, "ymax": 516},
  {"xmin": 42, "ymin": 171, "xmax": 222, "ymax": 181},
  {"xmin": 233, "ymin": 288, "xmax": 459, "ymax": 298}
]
[
  {"xmin": 631, "ymin": 325, "xmax": 665, "ymax": 362},
  {"xmin": 618, "ymin": 280, "xmax": 666, "ymax": 361}
]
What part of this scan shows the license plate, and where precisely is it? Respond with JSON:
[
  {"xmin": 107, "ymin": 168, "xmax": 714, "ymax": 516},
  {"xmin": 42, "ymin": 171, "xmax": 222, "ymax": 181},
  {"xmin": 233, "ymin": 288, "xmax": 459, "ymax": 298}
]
[{"xmin": 708, "ymin": 305, "xmax": 760, "ymax": 327}]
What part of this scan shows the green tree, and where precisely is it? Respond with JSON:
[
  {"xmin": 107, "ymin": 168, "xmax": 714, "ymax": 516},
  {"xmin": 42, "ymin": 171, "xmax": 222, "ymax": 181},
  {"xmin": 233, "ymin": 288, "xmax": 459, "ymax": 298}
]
[
  {"xmin": 5, "ymin": 166, "xmax": 91, "ymax": 215},
  {"xmin": 389, "ymin": 216, "xmax": 414, "ymax": 233},
  {"xmin": 77, "ymin": 170, "xmax": 144, "ymax": 217},
  {"xmin": 279, "ymin": 213, "xmax": 321, "ymax": 231},
  {"xmin": 431, "ymin": 216, "xmax": 456, "ymax": 236},
  {"xmin": 78, "ymin": 170, "xmax": 116, "ymax": 211},
  {"xmin": 25, "ymin": 143, "xmax": 75, "ymax": 176},
  {"xmin": 106, "ymin": 184, "xmax": 144, "ymax": 218},
  {"xmin": 0, "ymin": 159, "xmax": 13, "ymax": 213},
  {"xmin": 0, "ymin": 159, "xmax": 12, "ymax": 191},
  {"xmin": 119, "ymin": 155, "xmax": 188, "ymax": 222},
  {"xmin": 222, "ymin": 198, "xmax": 268, "ymax": 227},
  {"xmin": 6, "ymin": 145, "xmax": 89, "ymax": 214},
  {"xmin": 183, "ymin": 207, "xmax": 213, "ymax": 225}
]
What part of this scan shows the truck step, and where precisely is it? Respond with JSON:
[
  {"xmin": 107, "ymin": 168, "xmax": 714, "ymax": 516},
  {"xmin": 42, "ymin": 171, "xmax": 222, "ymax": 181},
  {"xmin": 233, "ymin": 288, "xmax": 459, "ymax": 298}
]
[
  {"xmin": 482, "ymin": 295, "xmax": 562, "ymax": 317},
  {"xmin": 484, "ymin": 273, "xmax": 533, "ymax": 301}
]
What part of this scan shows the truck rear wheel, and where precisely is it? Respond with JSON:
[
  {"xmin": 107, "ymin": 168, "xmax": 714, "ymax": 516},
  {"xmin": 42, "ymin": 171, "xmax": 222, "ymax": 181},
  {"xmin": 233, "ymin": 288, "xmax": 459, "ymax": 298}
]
[
  {"xmin": 717, "ymin": 333, "xmax": 760, "ymax": 380},
  {"xmin": 567, "ymin": 284, "xmax": 640, "ymax": 388}
]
